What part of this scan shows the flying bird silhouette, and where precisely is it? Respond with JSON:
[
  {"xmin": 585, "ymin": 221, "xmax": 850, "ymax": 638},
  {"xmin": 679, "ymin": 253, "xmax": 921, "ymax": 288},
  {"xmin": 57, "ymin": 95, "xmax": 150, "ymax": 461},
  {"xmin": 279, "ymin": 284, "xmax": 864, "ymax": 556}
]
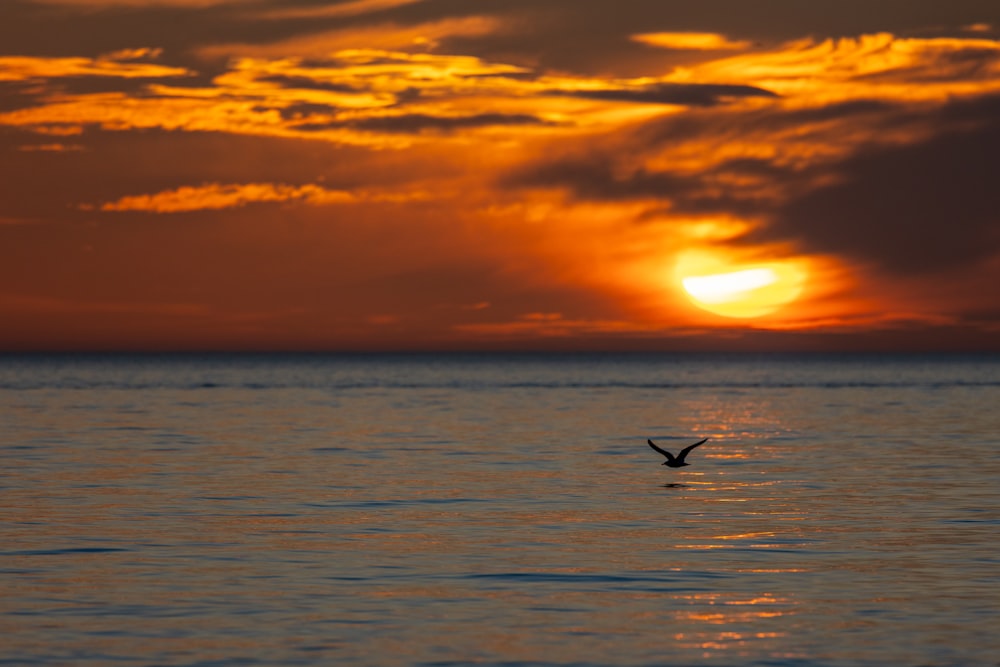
[{"xmin": 647, "ymin": 438, "xmax": 708, "ymax": 468}]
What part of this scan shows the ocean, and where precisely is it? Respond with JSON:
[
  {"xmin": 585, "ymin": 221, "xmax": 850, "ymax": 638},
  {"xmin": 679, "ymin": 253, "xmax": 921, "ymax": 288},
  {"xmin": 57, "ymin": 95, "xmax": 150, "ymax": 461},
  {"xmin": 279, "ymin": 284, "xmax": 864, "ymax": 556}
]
[{"xmin": 2, "ymin": 353, "xmax": 998, "ymax": 666}]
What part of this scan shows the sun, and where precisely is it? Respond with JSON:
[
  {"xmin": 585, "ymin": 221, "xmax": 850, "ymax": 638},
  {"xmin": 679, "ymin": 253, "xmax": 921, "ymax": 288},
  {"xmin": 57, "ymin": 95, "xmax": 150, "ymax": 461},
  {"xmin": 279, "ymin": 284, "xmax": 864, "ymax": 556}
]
[{"xmin": 675, "ymin": 252, "xmax": 807, "ymax": 318}]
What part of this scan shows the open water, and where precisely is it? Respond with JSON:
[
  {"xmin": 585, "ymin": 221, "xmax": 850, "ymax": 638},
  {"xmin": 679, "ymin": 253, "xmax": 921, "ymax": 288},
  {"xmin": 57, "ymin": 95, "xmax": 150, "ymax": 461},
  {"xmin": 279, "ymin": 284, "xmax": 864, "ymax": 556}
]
[{"xmin": 1, "ymin": 353, "xmax": 998, "ymax": 666}]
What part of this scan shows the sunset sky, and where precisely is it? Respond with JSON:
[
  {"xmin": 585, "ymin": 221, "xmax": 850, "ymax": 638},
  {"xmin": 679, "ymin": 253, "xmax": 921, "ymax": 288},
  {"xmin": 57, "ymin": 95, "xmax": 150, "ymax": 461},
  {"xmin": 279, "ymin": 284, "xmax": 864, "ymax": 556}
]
[{"xmin": 2, "ymin": 0, "xmax": 999, "ymax": 351}]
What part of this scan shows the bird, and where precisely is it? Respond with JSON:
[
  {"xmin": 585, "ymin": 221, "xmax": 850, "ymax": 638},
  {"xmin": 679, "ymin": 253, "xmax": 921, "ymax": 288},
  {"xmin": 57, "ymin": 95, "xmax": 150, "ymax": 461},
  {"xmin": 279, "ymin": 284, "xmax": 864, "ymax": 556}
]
[{"xmin": 647, "ymin": 438, "xmax": 708, "ymax": 468}]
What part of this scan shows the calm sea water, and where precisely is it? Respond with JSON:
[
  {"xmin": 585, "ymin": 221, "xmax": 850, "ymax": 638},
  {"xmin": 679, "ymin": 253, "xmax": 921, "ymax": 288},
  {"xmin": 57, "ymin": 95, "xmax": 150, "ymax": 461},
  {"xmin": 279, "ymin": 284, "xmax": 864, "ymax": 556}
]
[{"xmin": 2, "ymin": 353, "xmax": 998, "ymax": 666}]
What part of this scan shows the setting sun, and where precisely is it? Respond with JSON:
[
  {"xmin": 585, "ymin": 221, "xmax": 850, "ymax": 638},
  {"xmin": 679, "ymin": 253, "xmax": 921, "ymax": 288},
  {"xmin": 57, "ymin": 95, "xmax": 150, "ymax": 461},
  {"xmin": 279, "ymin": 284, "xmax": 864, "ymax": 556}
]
[{"xmin": 677, "ymin": 253, "xmax": 807, "ymax": 318}]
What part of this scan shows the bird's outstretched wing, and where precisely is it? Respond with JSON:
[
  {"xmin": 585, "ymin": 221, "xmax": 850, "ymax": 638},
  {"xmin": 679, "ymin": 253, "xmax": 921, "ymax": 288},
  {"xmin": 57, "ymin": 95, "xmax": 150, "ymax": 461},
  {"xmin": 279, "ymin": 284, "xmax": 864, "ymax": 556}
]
[
  {"xmin": 675, "ymin": 438, "xmax": 708, "ymax": 464},
  {"xmin": 647, "ymin": 439, "xmax": 676, "ymax": 463}
]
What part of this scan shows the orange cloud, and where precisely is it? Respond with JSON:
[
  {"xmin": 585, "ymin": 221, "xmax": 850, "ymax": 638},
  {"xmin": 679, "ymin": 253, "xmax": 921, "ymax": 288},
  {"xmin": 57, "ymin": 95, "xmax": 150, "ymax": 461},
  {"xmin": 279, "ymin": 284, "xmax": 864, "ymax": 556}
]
[
  {"xmin": 92, "ymin": 183, "xmax": 353, "ymax": 212},
  {"xmin": 632, "ymin": 32, "xmax": 752, "ymax": 51},
  {"xmin": 0, "ymin": 47, "xmax": 705, "ymax": 146},
  {"xmin": 0, "ymin": 53, "xmax": 191, "ymax": 82},
  {"xmin": 88, "ymin": 182, "xmax": 432, "ymax": 212},
  {"xmin": 672, "ymin": 33, "xmax": 1000, "ymax": 104},
  {"xmin": 3, "ymin": 32, "xmax": 994, "ymax": 152}
]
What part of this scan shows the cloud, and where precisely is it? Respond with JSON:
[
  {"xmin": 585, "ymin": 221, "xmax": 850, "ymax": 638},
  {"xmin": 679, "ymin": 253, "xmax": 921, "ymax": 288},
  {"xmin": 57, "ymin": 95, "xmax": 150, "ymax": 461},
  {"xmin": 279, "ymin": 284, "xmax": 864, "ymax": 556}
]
[
  {"xmin": 1, "ymin": 46, "xmax": 787, "ymax": 148},
  {"xmin": 0, "ymin": 53, "xmax": 190, "ymax": 82},
  {"xmin": 0, "ymin": 48, "xmax": 546, "ymax": 147},
  {"xmin": 506, "ymin": 34, "xmax": 1000, "ymax": 202},
  {"xmin": 91, "ymin": 182, "xmax": 350, "ymax": 212},
  {"xmin": 632, "ymin": 32, "xmax": 752, "ymax": 51},
  {"xmin": 345, "ymin": 112, "xmax": 552, "ymax": 133},
  {"xmin": 250, "ymin": 0, "xmax": 426, "ymax": 20},
  {"xmin": 555, "ymin": 82, "xmax": 777, "ymax": 107},
  {"xmin": 763, "ymin": 94, "xmax": 1000, "ymax": 274},
  {"xmin": 87, "ymin": 182, "xmax": 432, "ymax": 212},
  {"xmin": 197, "ymin": 16, "xmax": 505, "ymax": 59},
  {"xmin": 963, "ymin": 23, "xmax": 993, "ymax": 34},
  {"xmin": 506, "ymin": 156, "xmax": 692, "ymax": 202},
  {"xmin": 679, "ymin": 33, "xmax": 1000, "ymax": 102}
]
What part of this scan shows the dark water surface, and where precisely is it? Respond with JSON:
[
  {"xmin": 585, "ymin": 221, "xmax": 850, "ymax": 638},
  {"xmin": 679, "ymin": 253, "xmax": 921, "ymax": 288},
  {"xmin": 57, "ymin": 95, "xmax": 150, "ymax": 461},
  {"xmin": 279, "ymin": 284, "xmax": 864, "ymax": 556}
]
[{"xmin": 2, "ymin": 354, "xmax": 999, "ymax": 666}]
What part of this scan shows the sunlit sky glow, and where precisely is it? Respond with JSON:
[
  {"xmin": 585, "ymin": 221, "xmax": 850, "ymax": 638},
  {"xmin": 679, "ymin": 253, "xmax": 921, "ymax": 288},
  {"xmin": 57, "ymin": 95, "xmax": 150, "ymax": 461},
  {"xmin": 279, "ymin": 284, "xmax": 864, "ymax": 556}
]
[{"xmin": 2, "ymin": 0, "xmax": 999, "ymax": 351}]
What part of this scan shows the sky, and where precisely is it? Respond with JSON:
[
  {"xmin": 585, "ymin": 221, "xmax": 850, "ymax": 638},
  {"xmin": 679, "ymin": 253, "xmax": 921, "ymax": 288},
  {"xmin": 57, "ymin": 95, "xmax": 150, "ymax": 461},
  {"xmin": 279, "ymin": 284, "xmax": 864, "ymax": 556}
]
[{"xmin": 2, "ymin": 0, "xmax": 999, "ymax": 352}]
